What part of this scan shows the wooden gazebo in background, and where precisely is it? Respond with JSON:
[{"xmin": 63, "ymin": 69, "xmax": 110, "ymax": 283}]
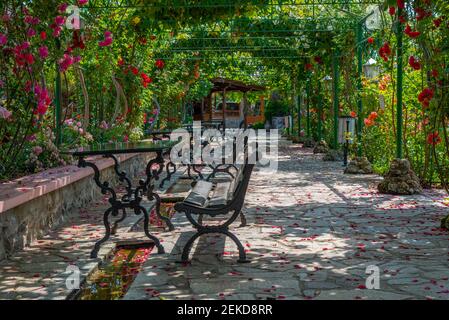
[{"xmin": 193, "ymin": 78, "xmax": 266, "ymax": 128}]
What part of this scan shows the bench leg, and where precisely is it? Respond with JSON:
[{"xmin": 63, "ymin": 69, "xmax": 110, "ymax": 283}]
[
  {"xmin": 180, "ymin": 228, "xmax": 249, "ymax": 264},
  {"xmin": 221, "ymin": 229, "xmax": 249, "ymax": 263},
  {"xmin": 159, "ymin": 161, "xmax": 177, "ymax": 189},
  {"xmin": 180, "ymin": 230, "xmax": 205, "ymax": 263},
  {"xmin": 192, "ymin": 164, "xmax": 204, "ymax": 180},
  {"xmin": 187, "ymin": 165, "xmax": 194, "ymax": 179},
  {"xmin": 239, "ymin": 212, "xmax": 247, "ymax": 228},
  {"xmin": 139, "ymin": 205, "xmax": 165, "ymax": 254},
  {"xmin": 90, "ymin": 208, "xmax": 113, "ymax": 258},
  {"xmin": 111, "ymin": 208, "xmax": 127, "ymax": 235}
]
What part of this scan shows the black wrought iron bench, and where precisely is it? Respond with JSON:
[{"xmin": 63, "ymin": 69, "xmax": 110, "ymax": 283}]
[{"xmin": 174, "ymin": 161, "xmax": 254, "ymax": 264}]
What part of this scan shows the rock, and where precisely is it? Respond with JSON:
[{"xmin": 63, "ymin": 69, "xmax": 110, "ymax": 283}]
[
  {"xmin": 314, "ymin": 289, "xmax": 412, "ymax": 300},
  {"xmin": 344, "ymin": 157, "xmax": 373, "ymax": 174},
  {"xmin": 303, "ymin": 138, "xmax": 315, "ymax": 148},
  {"xmin": 441, "ymin": 215, "xmax": 449, "ymax": 230},
  {"xmin": 303, "ymin": 289, "xmax": 319, "ymax": 298},
  {"xmin": 290, "ymin": 136, "xmax": 302, "ymax": 144},
  {"xmin": 377, "ymin": 159, "xmax": 422, "ymax": 195},
  {"xmin": 313, "ymin": 140, "xmax": 329, "ymax": 154},
  {"xmin": 323, "ymin": 149, "xmax": 343, "ymax": 162}
]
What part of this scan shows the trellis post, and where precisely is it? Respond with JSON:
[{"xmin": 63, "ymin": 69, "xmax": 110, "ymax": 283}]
[
  {"xmin": 306, "ymin": 75, "xmax": 311, "ymax": 139},
  {"xmin": 356, "ymin": 22, "xmax": 364, "ymax": 157},
  {"xmin": 396, "ymin": 8, "xmax": 404, "ymax": 159},
  {"xmin": 297, "ymin": 92, "xmax": 301, "ymax": 138},
  {"xmin": 318, "ymin": 81, "xmax": 323, "ymax": 141},
  {"xmin": 332, "ymin": 51, "xmax": 339, "ymax": 149},
  {"xmin": 55, "ymin": 39, "xmax": 62, "ymax": 146}
]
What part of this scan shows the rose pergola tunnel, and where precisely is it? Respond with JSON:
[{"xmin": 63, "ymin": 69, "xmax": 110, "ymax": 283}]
[{"xmin": 1, "ymin": 0, "xmax": 449, "ymax": 302}]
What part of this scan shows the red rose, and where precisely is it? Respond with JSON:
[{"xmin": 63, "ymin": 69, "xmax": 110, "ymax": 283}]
[
  {"xmin": 155, "ymin": 59, "xmax": 165, "ymax": 69},
  {"xmin": 379, "ymin": 42, "xmax": 391, "ymax": 62},
  {"xmin": 405, "ymin": 24, "xmax": 421, "ymax": 38},
  {"xmin": 131, "ymin": 66, "xmax": 139, "ymax": 75},
  {"xmin": 408, "ymin": 56, "xmax": 421, "ymax": 70},
  {"xmin": 389, "ymin": 7, "xmax": 396, "ymax": 16},
  {"xmin": 427, "ymin": 132, "xmax": 442, "ymax": 146},
  {"xmin": 431, "ymin": 69, "xmax": 439, "ymax": 78}
]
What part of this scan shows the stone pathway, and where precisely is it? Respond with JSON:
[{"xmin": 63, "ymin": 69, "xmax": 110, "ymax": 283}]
[
  {"xmin": 1, "ymin": 142, "xmax": 448, "ymax": 300},
  {"xmin": 124, "ymin": 144, "xmax": 449, "ymax": 300}
]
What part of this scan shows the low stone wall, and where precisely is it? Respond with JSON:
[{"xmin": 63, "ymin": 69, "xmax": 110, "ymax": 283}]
[{"xmin": 0, "ymin": 153, "xmax": 154, "ymax": 262}]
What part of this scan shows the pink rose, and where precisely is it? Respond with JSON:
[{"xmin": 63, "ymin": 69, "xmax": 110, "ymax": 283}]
[
  {"xmin": 58, "ymin": 3, "xmax": 69, "ymax": 13},
  {"xmin": 24, "ymin": 16, "xmax": 33, "ymax": 24},
  {"xmin": 100, "ymin": 121, "xmax": 109, "ymax": 129},
  {"xmin": 24, "ymin": 16, "xmax": 40, "ymax": 25},
  {"xmin": 38, "ymin": 46, "xmax": 49, "ymax": 59},
  {"xmin": 32, "ymin": 146, "xmax": 43, "ymax": 156},
  {"xmin": 1, "ymin": 14, "xmax": 11, "ymax": 22},
  {"xmin": 55, "ymin": 16, "xmax": 65, "ymax": 26},
  {"xmin": 58, "ymin": 54, "xmax": 75, "ymax": 72},
  {"xmin": 99, "ymin": 38, "xmax": 112, "ymax": 47},
  {"xmin": 52, "ymin": 26, "xmax": 62, "ymax": 38},
  {"xmin": 0, "ymin": 33, "xmax": 8, "ymax": 46},
  {"xmin": 73, "ymin": 56, "xmax": 82, "ymax": 63},
  {"xmin": 99, "ymin": 31, "xmax": 113, "ymax": 47},
  {"xmin": 20, "ymin": 41, "xmax": 30, "ymax": 50},
  {"xmin": 27, "ymin": 28, "xmax": 36, "ymax": 38},
  {"xmin": 78, "ymin": 0, "xmax": 89, "ymax": 5},
  {"xmin": 0, "ymin": 106, "xmax": 12, "ymax": 120}
]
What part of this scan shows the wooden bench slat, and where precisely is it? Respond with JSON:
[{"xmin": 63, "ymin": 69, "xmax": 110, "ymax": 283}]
[
  {"xmin": 208, "ymin": 182, "xmax": 232, "ymax": 206},
  {"xmin": 230, "ymin": 164, "xmax": 244, "ymax": 195},
  {"xmin": 184, "ymin": 180, "xmax": 213, "ymax": 207}
]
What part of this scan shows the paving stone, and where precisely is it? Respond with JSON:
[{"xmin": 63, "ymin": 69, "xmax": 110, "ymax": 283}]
[
  {"xmin": 189, "ymin": 277, "xmax": 299, "ymax": 295},
  {"xmin": 314, "ymin": 289, "xmax": 413, "ymax": 300}
]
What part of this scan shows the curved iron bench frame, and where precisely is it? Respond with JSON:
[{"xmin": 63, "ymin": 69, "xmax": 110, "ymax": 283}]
[{"xmin": 174, "ymin": 163, "xmax": 254, "ymax": 264}]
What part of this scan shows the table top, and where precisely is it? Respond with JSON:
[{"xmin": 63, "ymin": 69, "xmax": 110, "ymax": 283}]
[{"xmin": 63, "ymin": 140, "xmax": 177, "ymax": 157}]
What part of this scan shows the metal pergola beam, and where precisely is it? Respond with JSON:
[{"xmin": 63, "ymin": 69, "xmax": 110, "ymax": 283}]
[{"xmin": 86, "ymin": 0, "xmax": 384, "ymax": 9}]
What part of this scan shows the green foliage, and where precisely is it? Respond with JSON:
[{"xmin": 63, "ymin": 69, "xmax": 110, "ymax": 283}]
[
  {"xmin": 186, "ymin": 79, "xmax": 214, "ymax": 102},
  {"xmin": 2, "ymin": 0, "xmax": 449, "ymax": 192},
  {"xmin": 251, "ymin": 121, "xmax": 265, "ymax": 130},
  {"xmin": 265, "ymin": 97, "xmax": 289, "ymax": 120}
]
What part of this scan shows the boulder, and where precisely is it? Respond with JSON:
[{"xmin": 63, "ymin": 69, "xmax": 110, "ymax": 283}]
[
  {"xmin": 441, "ymin": 215, "xmax": 449, "ymax": 230},
  {"xmin": 344, "ymin": 157, "xmax": 373, "ymax": 174},
  {"xmin": 303, "ymin": 137, "xmax": 315, "ymax": 148},
  {"xmin": 323, "ymin": 149, "xmax": 343, "ymax": 162},
  {"xmin": 378, "ymin": 159, "xmax": 422, "ymax": 195},
  {"xmin": 313, "ymin": 140, "xmax": 329, "ymax": 154}
]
